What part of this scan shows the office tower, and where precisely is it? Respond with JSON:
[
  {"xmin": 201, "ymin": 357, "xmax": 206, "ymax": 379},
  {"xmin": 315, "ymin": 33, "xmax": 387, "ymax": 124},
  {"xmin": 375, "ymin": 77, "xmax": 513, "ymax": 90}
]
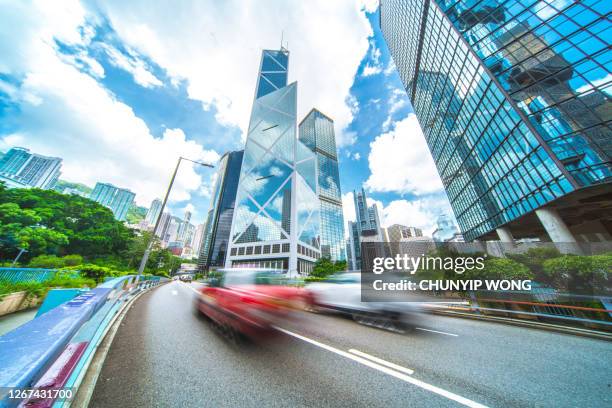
[
  {"xmin": 299, "ymin": 108, "xmax": 346, "ymax": 261},
  {"xmin": 198, "ymin": 150, "xmax": 243, "ymax": 271},
  {"xmin": 89, "ymin": 182, "xmax": 135, "ymax": 221},
  {"xmin": 347, "ymin": 188, "xmax": 383, "ymax": 270},
  {"xmin": 225, "ymin": 48, "xmax": 321, "ymax": 275},
  {"xmin": 347, "ymin": 222, "xmax": 358, "ymax": 270},
  {"xmin": 432, "ymin": 214, "xmax": 460, "ymax": 242},
  {"xmin": 192, "ymin": 223, "xmax": 205, "ymax": 259},
  {"xmin": 0, "ymin": 147, "xmax": 62, "ymax": 189},
  {"xmin": 177, "ymin": 210, "xmax": 193, "ymax": 243},
  {"xmin": 163, "ymin": 216, "xmax": 182, "ymax": 245},
  {"xmin": 145, "ymin": 198, "xmax": 162, "ymax": 227},
  {"xmin": 380, "ymin": 0, "xmax": 611, "ymax": 243}
]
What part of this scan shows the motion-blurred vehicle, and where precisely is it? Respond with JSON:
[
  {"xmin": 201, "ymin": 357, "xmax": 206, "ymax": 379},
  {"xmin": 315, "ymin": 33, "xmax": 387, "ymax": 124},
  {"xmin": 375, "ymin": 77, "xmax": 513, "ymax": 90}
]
[
  {"xmin": 305, "ymin": 272, "xmax": 421, "ymax": 332},
  {"xmin": 180, "ymin": 275, "xmax": 193, "ymax": 282},
  {"xmin": 195, "ymin": 269, "xmax": 307, "ymax": 339}
]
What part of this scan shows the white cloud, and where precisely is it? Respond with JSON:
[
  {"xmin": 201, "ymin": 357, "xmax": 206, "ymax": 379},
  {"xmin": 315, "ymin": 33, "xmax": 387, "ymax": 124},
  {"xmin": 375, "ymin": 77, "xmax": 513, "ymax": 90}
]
[
  {"xmin": 93, "ymin": 0, "xmax": 373, "ymax": 146},
  {"xmin": 379, "ymin": 197, "xmax": 453, "ymax": 236},
  {"xmin": 365, "ymin": 114, "xmax": 444, "ymax": 195},
  {"xmin": 353, "ymin": 152, "xmax": 361, "ymax": 160},
  {"xmin": 381, "ymin": 87, "xmax": 408, "ymax": 131},
  {"xmin": 362, "ymin": 64, "xmax": 382, "ymax": 77},
  {"xmin": 99, "ymin": 43, "xmax": 162, "ymax": 88},
  {"xmin": 341, "ymin": 192, "xmax": 356, "ymax": 236},
  {"xmin": 0, "ymin": 0, "xmax": 219, "ymax": 206}
]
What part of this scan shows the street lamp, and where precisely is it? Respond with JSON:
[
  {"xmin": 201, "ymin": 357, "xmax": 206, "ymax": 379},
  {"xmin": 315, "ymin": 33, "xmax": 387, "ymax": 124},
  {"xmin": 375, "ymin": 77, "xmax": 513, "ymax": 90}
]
[
  {"xmin": 11, "ymin": 248, "xmax": 28, "ymax": 267},
  {"xmin": 137, "ymin": 156, "xmax": 214, "ymax": 280}
]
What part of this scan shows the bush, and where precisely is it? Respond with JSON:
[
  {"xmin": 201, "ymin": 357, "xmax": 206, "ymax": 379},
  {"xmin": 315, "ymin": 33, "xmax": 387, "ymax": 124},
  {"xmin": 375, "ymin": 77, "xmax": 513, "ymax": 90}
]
[
  {"xmin": 463, "ymin": 257, "xmax": 533, "ymax": 280},
  {"xmin": 28, "ymin": 254, "xmax": 83, "ymax": 268},
  {"xmin": 507, "ymin": 247, "xmax": 561, "ymax": 284},
  {"xmin": 543, "ymin": 254, "xmax": 612, "ymax": 292}
]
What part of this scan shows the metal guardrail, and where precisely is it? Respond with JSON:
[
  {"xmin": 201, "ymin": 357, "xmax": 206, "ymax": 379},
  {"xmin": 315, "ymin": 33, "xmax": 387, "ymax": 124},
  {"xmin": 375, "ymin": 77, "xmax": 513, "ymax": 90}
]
[
  {"xmin": 0, "ymin": 274, "xmax": 168, "ymax": 407},
  {"xmin": 0, "ymin": 268, "xmax": 58, "ymax": 283},
  {"xmin": 430, "ymin": 288, "xmax": 612, "ymax": 331}
]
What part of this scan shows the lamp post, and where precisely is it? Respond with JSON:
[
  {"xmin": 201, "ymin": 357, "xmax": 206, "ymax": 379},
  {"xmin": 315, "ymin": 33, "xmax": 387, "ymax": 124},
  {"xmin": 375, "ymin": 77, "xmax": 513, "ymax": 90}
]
[
  {"xmin": 137, "ymin": 156, "xmax": 214, "ymax": 281},
  {"xmin": 11, "ymin": 248, "xmax": 28, "ymax": 267}
]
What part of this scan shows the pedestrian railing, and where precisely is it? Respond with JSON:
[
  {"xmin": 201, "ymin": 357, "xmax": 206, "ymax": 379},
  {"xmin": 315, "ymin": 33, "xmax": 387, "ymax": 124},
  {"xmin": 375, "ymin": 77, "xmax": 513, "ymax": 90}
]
[
  {"xmin": 0, "ymin": 268, "xmax": 58, "ymax": 283},
  {"xmin": 429, "ymin": 288, "xmax": 612, "ymax": 332}
]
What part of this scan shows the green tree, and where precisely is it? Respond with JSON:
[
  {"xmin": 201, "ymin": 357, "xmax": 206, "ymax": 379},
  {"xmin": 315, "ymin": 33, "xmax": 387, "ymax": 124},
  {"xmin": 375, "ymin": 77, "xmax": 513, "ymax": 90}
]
[
  {"xmin": 311, "ymin": 258, "xmax": 347, "ymax": 279},
  {"xmin": 507, "ymin": 247, "xmax": 561, "ymax": 284},
  {"xmin": 126, "ymin": 204, "xmax": 147, "ymax": 224},
  {"xmin": 456, "ymin": 257, "xmax": 533, "ymax": 281},
  {"xmin": 543, "ymin": 254, "xmax": 612, "ymax": 293},
  {"xmin": 0, "ymin": 185, "xmax": 133, "ymax": 261}
]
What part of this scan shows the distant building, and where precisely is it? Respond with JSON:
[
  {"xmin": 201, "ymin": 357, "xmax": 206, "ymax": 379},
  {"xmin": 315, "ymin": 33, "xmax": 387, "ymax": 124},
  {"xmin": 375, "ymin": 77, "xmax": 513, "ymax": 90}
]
[
  {"xmin": 348, "ymin": 188, "xmax": 383, "ymax": 270},
  {"xmin": 384, "ymin": 224, "xmax": 423, "ymax": 242},
  {"xmin": 155, "ymin": 212, "xmax": 171, "ymax": 240},
  {"xmin": 198, "ymin": 150, "xmax": 243, "ymax": 271},
  {"xmin": 191, "ymin": 223, "xmax": 205, "ymax": 259},
  {"xmin": 299, "ymin": 108, "xmax": 346, "ymax": 262},
  {"xmin": 89, "ymin": 182, "xmax": 135, "ymax": 221},
  {"xmin": 145, "ymin": 198, "xmax": 162, "ymax": 227},
  {"xmin": 432, "ymin": 214, "xmax": 460, "ymax": 242},
  {"xmin": 0, "ymin": 147, "xmax": 61, "ymax": 189}
]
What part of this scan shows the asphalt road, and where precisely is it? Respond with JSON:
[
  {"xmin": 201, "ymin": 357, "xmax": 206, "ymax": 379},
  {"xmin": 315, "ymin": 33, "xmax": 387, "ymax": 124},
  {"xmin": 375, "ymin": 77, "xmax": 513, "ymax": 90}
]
[{"xmin": 89, "ymin": 281, "xmax": 612, "ymax": 408}]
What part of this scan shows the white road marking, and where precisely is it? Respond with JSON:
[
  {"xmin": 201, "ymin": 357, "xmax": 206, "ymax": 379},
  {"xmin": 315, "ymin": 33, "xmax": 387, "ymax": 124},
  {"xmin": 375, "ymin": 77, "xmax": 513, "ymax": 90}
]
[
  {"xmin": 183, "ymin": 283, "xmax": 202, "ymax": 296},
  {"xmin": 275, "ymin": 326, "xmax": 487, "ymax": 408},
  {"xmin": 416, "ymin": 327, "xmax": 458, "ymax": 337},
  {"xmin": 348, "ymin": 349, "xmax": 414, "ymax": 375},
  {"xmin": 171, "ymin": 290, "xmax": 178, "ymax": 296}
]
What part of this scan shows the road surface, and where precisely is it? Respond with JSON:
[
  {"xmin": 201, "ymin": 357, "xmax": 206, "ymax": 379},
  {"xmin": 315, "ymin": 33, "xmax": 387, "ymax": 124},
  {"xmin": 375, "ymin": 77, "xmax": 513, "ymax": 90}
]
[{"xmin": 90, "ymin": 281, "xmax": 612, "ymax": 407}]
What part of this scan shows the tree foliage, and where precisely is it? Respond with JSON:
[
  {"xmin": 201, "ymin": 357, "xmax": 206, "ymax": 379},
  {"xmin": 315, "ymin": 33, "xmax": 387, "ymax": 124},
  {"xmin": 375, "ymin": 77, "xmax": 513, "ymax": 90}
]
[
  {"xmin": 0, "ymin": 184, "xmax": 134, "ymax": 260},
  {"xmin": 310, "ymin": 258, "xmax": 347, "ymax": 279}
]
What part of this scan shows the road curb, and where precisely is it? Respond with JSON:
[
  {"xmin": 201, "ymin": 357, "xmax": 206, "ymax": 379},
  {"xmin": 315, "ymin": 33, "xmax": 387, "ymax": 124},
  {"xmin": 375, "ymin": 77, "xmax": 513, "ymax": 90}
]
[
  {"xmin": 68, "ymin": 283, "xmax": 165, "ymax": 407},
  {"xmin": 431, "ymin": 309, "xmax": 612, "ymax": 341}
]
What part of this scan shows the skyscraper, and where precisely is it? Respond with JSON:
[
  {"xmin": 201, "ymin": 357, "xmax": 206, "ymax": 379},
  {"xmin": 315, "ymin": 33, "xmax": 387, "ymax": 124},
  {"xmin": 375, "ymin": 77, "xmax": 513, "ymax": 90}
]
[
  {"xmin": 299, "ymin": 108, "xmax": 346, "ymax": 261},
  {"xmin": 348, "ymin": 188, "xmax": 383, "ymax": 270},
  {"xmin": 380, "ymin": 0, "xmax": 612, "ymax": 243},
  {"xmin": 198, "ymin": 150, "xmax": 243, "ymax": 271},
  {"xmin": 225, "ymin": 48, "xmax": 321, "ymax": 275},
  {"xmin": 0, "ymin": 147, "xmax": 61, "ymax": 189},
  {"xmin": 89, "ymin": 182, "xmax": 135, "ymax": 221}
]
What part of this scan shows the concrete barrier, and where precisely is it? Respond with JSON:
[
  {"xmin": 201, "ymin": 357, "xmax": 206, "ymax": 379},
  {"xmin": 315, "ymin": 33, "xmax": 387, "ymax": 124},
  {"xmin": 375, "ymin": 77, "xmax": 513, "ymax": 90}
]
[{"xmin": 0, "ymin": 275, "xmax": 167, "ymax": 407}]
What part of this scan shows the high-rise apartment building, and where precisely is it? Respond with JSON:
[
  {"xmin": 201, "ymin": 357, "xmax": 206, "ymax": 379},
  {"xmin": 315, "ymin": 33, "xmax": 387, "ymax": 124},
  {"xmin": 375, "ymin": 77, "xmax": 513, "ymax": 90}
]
[
  {"xmin": 0, "ymin": 147, "xmax": 61, "ymax": 189},
  {"xmin": 299, "ymin": 108, "xmax": 346, "ymax": 261},
  {"xmin": 380, "ymin": 0, "xmax": 611, "ymax": 243},
  {"xmin": 145, "ymin": 198, "xmax": 162, "ymax": 227},
  {"xmin": 225, "ymin": 48, "xmax": 321, "ymax": 275},
  {"xmin": 89, "ymin": 182, "xmax": 135, "ymax": 221},
  {"xmin": 198, "ymin": 150, "xmax": 243, "ymax": 271}
]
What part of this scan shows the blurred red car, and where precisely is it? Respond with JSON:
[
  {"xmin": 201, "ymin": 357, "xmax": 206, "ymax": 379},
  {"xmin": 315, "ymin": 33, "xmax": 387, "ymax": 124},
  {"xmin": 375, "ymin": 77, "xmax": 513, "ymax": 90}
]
[{"xmin": 195, "ymin": 269, "xmax": 307, "ymax": 339}]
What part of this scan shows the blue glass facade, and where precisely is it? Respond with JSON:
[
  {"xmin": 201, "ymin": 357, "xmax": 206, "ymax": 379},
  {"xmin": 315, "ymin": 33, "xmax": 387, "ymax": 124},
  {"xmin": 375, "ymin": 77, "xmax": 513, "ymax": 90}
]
[
  {"xmin": 198, "ymin": 150, "xmax": 243, "ymax": 271},
  {"xmin": 226, "ymin": 48, "xmax": 321, "ymax": 274},
  {"xmin": 380, "ymin": 0, "xmax": 611, "ymax": 241},
  {"xmin": 299, "ymin": 109, "xmax": 346, "ymax": 261},
  {"xmin": 255, "ymin": 49, "xmax": 290, "ymax": 99}
]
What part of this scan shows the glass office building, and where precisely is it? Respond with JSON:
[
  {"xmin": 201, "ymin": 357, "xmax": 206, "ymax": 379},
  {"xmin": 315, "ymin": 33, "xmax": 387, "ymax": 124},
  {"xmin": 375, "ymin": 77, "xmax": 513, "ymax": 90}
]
[
  {"xmin": 347, "ymin": 188, "xmax": 383, "ymax": 270},
  {"xmin": 380, "ymin": 0, "xmax": 611, "ymax": 242},
  {"xmin": 198, "ymin": 150, "xmax": 243, "ymax": 271},
  {"xmin": 226, "ymin": 48, "xmax": 321, "ymax": 274},
  {"xmin": 299, "ymin": 108, "xmax": 346, "ymax": 261}
]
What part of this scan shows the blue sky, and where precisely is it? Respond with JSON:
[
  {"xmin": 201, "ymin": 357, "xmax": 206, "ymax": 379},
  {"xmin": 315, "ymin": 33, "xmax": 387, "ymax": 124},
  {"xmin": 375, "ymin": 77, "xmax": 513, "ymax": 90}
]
[{"xmin": 0, "ymin": 0, "xmax": 454, "ymax": 235}]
